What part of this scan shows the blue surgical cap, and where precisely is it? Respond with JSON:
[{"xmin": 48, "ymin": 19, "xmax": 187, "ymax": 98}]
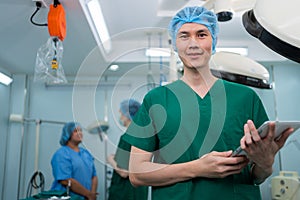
[
  {"xmin": 168, "ymin": 6, "xmax": 219, "ymax": 54},
  {"xmin": 60, "ymin": 122, "xmax": 81, "ymax": 146},
  {"xmin": 120, "ymin": 99, "xmax": 141, "ymax": 120}
]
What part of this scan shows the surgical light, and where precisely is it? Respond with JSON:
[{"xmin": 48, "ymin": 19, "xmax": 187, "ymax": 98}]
[
  {"xmin": 210, "ymin": 51, "xmax": 271, "ymax": 89},
  {"xmin": 0, "ymin": 72, "xmax": 13, "ymax": 86},
  {"xmin": 242, "ymin": 0, "xmax": 300, "ymax": 63},
  {"xmin": 80, "ymin": 0, "xmax": 111, "ymax": 53}
]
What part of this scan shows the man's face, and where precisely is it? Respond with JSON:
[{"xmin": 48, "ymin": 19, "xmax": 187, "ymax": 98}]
[
  {"xmin": 70, "ymin": 126, "xmax": 83, "ymax": 144},
  {"xmin": 176, "ymin": 23, "xmax": 213, "ymax": 70},
  {"xmin": 119, "ymin": 110, "xmax": 130, "ymax": 127}
]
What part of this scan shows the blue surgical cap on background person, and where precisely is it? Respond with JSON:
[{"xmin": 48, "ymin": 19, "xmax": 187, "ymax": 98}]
[
  {"xmin": 168, "ymin": 6, "xmax": 219, "ymax": 54},
  {"xmin": 60, "ymin": 122, "xmax": 81, "ymax": 146},
  {"xmin": 120, "ymin": 99, "xmax": 141, "ymax": 120}
]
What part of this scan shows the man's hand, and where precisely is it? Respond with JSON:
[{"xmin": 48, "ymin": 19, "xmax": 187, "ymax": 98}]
[
  {"xmin": 196, "ymin": 150, "xmax": 249, "ymax": 178},
  {"xmin": 240, "ymin": 120, "xmax": 294, "ymax": 184}
]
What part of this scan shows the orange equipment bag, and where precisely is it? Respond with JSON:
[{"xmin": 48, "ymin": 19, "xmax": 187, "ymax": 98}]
[{"xmin": 47, "ymin": 4, "xmax": 66, "ymax": 41}]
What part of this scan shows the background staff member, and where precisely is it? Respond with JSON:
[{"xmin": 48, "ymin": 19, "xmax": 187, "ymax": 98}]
[
  {"xmin": 107, "ymin": 99, "xmax": 148, "ymax": 200},
  {"xmin": 50, "ymin": 122, "xmax": 98, "ymax": 200}
]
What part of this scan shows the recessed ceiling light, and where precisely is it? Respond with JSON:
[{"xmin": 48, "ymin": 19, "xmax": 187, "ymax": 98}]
[
  {"xmin": 109, "ymin": 64, "xmax": 119, "ymax": 71},
  {"xmin": 0, "ymin": 72, "xmax": 13, "ymax": 86},
  {"xmin": 145, "ymin": 48, "xmax": 171, "ymax": 57}
]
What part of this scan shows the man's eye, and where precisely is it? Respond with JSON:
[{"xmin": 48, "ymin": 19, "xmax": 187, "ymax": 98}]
[
  {"xmin": 179, "ymin": 35, "xmax": 188, "ymax": 39},
  {"xmin": 197, "ymin": 33, "xmax": 207, "ymax": 38}
]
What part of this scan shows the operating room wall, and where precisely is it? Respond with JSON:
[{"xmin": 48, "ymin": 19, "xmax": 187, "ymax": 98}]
[
  {"xmin": 0, "ymin": 68, "xmax": 11, "ymax": 197},
  {"xmin": 255, "ymin": 62, "xmax": 300, "ymax": 199},
  {"xmin": 2, "ymin": 61, "xmax": 300, "ymax": 200},
  {"xmin": 270, "ymin": 63, "xmax": 300, "ymax": 171}
]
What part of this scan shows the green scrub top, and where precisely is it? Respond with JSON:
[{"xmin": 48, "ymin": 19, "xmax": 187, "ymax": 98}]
[
  {"xmin": 108, "ymin": 134, "xmax": 148, "ymax": 200},
  {"xmin": 123, "ymin": 79, "xmax": 269, "ymax": 200}
]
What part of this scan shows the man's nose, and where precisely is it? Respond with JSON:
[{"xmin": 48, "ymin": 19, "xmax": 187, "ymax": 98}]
[{"xmin": 188, "ymin": 37, "xmax": 199, "ymax": 47}]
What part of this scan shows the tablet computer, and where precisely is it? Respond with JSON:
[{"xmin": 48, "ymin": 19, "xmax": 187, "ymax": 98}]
[{"xmin": 232, "ymin": 121, "xmax": 300, "ymax": 157}]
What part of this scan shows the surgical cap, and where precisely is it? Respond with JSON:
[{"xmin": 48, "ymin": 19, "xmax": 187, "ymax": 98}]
[
  {"xmin": 60, "ymin": 122, "xmax": 81, "ymax": 146},
  {"xmin": 120, "ymin": 99, "xmax": 141, "ymax": 120},
  {"xmin": 168, "ymin": 6, "xmax": 219, "ymax": 54}
]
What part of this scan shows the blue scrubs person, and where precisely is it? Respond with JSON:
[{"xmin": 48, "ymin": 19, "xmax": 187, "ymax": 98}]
[{"xmin": 51, "ymin": 122, "xmax": 98, "ymax": 199}]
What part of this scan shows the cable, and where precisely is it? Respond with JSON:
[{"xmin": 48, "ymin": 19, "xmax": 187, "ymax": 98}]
[
  {"xmin": 26, "ymin": 171, "xmax": 45, "ymax": 198},
  {"xmin": 30, "ymin": 2, "xmax": 48, "ymax": 27},
  {"xmin": 54, "ymin": 0, "xmax": 61, "ymax": 7}
]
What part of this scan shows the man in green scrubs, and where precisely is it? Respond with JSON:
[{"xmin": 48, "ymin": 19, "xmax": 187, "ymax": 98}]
[
  {"xmin": 107, "ymin": 99, "xmax": 148, "ymax": 200},
  {"xmin": 123, "ymin": 6, "xmax": 294, "ymax": 200}
]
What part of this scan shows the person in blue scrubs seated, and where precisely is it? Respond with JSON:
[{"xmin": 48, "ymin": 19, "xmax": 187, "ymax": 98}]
[
  {"xmin": 107, "ymin": 99, "xmax": 148, "ymax": 200},
  {"xmin": 50, "ymin": 122, "xmax": 98, "ymax": 200},
  {"xmin": 123, "ymin": 6, "xmax": 295, "ymax": 200}
]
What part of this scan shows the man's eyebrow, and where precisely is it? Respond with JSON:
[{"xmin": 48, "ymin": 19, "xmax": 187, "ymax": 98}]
[
  {"xmin": 178, "ymin": 31, "xmax": 189, "ymax": 35},
  {"xmin": 197, "ymin": 29, "xmax": 209, "ymax": 33},
  {"xmin": 178, "ymin": 29, "xmax": 209, "ymax": 34}
]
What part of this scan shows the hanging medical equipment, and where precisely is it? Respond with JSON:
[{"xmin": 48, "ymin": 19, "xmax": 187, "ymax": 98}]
[
  {"xmin": 209, "ymin": 51, "xmax": 271, "ymax": 89},
  {"xmin": 47, "ymin": 0, "xmax": 66, "ymax": 41},
  {"xmin": 32, "ymin": 0, "xmax": 67, "ymax": 84},
  {"xmin": 34, "ymin": 36, "xmax": 67, "ymax": 84},
  {"xmin": 242, "ymin": 0, "xmax": 300, "ymax": 63}
]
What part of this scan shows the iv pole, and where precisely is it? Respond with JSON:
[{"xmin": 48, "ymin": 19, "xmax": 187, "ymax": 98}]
[{"xmin": 86, "ymin": 76, "xmax": 110, "ymax": 200}]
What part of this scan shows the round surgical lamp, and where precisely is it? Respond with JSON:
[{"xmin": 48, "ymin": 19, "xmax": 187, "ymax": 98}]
[
  {"xmin": 242, "ymin": 0, "xmax": 300, "ymax": 63},
  {"xmin": 201, "ymin": 0, "xmax": 256, "ymax": 22},
  {"xmin": 217, "ymin": 11, "xmax": 233, "ymax": 22},
  {"xmin": 86, "ymin": 120, "xmax": 109, "ymax": 140},
  {"xmin": 202, "ymin": 0, "xmax": 233, "ymax": 22},
  {"xmin": 210, "ymin": 51, "xmax": 271, "ymax": 89}
]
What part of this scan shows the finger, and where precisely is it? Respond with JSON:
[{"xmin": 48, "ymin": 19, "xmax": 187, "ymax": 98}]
[
  {"xmin": 276, "ymin": 128, "xmax": 294, "ymax": 148},
  {"xmin": 240, "ymin": 136, "xmax": 247, "ymax": 149},
  {"xmin": 265, "ymin": 121, "xmax": 276, "ymax": 141},
  {"xmin": 224, "ymin": 161, "xmax": 249, "ymax": 176},
  {"xmin": 210, "ymin": 150, "xmax": 232, "ymax": 157},
  {"xmin": 247, "ymin": 120, "xmax": 261, "ymax": 142},
  {"xmin": 244, "ymin": 123, "xmax": 252, "ymax": 144}
]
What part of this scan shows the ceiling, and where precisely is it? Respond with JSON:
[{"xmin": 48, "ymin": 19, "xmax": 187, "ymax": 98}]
[{"xmin": 0, "ymin": 0, "xmax": 288, "ymax": 79}]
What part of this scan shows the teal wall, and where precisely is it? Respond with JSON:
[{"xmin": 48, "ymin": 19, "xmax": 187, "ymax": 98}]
[{"xmin": 0, "ymin": 69, "xmax": 12, "ymax": 198}]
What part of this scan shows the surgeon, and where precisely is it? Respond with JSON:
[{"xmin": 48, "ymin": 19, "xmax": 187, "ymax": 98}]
[
  {"xmin": 50, "ymin": 122, "xmax": 98, "ymax": 200},
  {"xmin": 122, "ymin": 6, "xmax": 294, "ymax": 200},
  {"xmin": 107, "ymin": 99, "xmax": 148, "ymax": 200}
]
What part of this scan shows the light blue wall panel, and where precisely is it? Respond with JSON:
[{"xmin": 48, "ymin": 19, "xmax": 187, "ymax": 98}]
[
  {"xmin": 0, "ymin": 77, "xmax": 11, "ymax": 197},
  {"xmin": 2, "ymin": 74, "xmax": 27, "ymax": 200}
]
